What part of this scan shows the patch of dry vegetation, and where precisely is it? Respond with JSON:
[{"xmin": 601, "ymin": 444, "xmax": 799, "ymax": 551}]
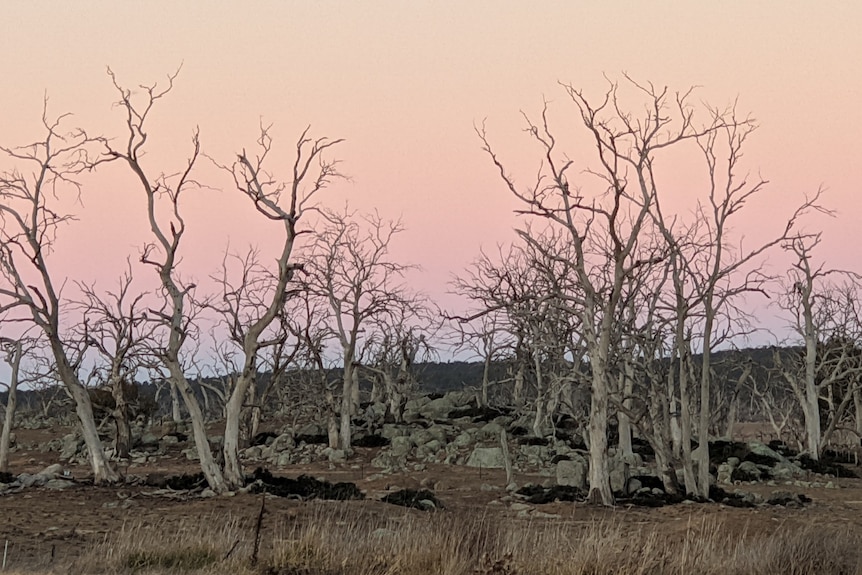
[{"xmin": 9, "ymin": 503, "xmax": 860, "ymax": 575}]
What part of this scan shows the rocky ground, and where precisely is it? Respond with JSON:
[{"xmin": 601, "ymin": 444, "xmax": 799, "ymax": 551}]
[{"xmin": 2, "ymin": 390, "xmax": 862, "ymax": 571}]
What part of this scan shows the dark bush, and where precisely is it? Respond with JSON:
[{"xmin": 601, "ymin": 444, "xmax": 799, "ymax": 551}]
[
  {"xmin": 380, "ymin": 488, "xmax": 444, "ymax": 511},
  {"xmin": 294, "ymin": 434, "xmax": 328, "ymax": 445},
  {"xmin": 516, "ymin": 484, "xmax": 585, "ymax": 504},
  {"xmin": 248, "ymin": 468, "xmax": 364, "ymax": 500},
  {"xmin": 251, "ymin": 431, "xmax": 278, "ymax": 446},
  {"xmin": 353, "ymin": 434, "xmax": 390, "ymax": 448}
]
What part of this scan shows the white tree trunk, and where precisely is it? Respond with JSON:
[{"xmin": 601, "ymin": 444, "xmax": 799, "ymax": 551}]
[
  {"xmin": 339, "ymin": 363, "xmax": 356, "ymax": 452},
  {"xmin": 170, "ymin": 380, "xmax": 183, "ymax": 423},
  {"xmin": 586, "ymin": 367, "xmax": 613, "ymax": 505},
  {"xmin": 171, "ymin": 367, "xmax": 227, "ymax": 493},
  {"xmin": 0, "ymin": 379, "xmax": 17, "ymax": 473},
  {"xmin": 223, "ymin": 383, "xmax": 246, "ymax": 489}
]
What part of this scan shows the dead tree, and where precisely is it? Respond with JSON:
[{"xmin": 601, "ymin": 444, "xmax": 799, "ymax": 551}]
[
  {"xmin": 478, "ymin": 78, "xmax": 685, "ymax": 505},
  {"xmin": 775, "ymin": 237, "xmax": 862, "ymax": 458},
  {"xmin": 0, "ymin": 104, "xmax": 118, "ymax": 483},
  {"xmin": 103, "ymin": 69, "xmax": 226, "ymax": 492},
  {"xmin": 74, "ymin": 264, "xmax": 153, "ymax": 458},
  {"xmin": 305, "ymin": 208, "xmax": 420, "ymax": 453},
  {"xmin": 211, "ymin": 124, "xmax": 343, "ymax": 489}
]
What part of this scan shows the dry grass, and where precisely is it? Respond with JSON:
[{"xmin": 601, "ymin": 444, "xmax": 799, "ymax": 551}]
[{"xmin": 8, "ymin": 502, "xmax": 862, "ymax": 575}]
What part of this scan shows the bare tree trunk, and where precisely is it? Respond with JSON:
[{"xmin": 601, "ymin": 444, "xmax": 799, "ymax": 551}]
[
  {"xmin": 618, "ymin": 365, "xmax": 634, "ymax": 459},
  {"xmin": 170, "ymin": 380, "xmax": 183, "ymax": 423},
  {"xmin": 339, "ymin": 363, "xmax": 355, "ymax": 452},
  {"xmin": 0, "ymin": 385, "xmax": 16, "ymax": 472},
  {"xmin": 112, "ymin": 382, "xmax": 132, "ymax": 459},
  {"xmin": 350, "ymin": 367, "xmax": 360, "ymax": 413},
  {"xmin": 586, "ymin": 365, "xmax": 613, "ymax": 505},
  {"xmin": 854, "ymin": 389, "xmax": 862, "ymax": 438},
  {"xmin": 370, "ymin": 377, "xmax": 382, "ymax": 404},
  {"xmin": 513, "ymin": 362, "xmax": 525, "ymax": 407},
  {"xmin": 223, "ymin": 380, "xmax": 246, "ymax": 487},
  {"xmin": 0, "ymin": 342, "xmax": 21, "ymax": 473},
  {"xmin": 481, "ymin": 353, "xmax": 492, "ymax": 407},
  {"xmin": 802, "ymin": 300, "xmax": 822, "ymax": 458},
  {"xmin": 532, "ymin": 352, "xmax": 545, "ymax": 437},
  {"xmin": 171, "ymin": 366, "xmax": 226, "ymax": 493},
  {"xmin": 677, "ymin": 345, "xmax": 698, "ymax": 496}
]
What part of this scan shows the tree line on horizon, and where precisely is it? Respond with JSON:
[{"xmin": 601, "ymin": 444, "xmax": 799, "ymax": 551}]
[{"xmin": 1, "ymin": 71, "xmax": 861, "ymax": 505}]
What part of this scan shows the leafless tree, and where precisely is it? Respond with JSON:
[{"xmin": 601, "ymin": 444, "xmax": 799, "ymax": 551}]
[
  {"xmin": 210, "ymin": 124, "xmax": 343, "ymax": 488},
  {"xmin": 0, "ymin": 333, "xmax": 43, "ymax": 471},
  {"xmin": 74, "ymin": 263, "xmax": 153, "ymax": 458},
  {"xmin": 774, "ymin": 235, "xmax": 862, "ymax": 458},
  {"xmin": 305, "ymin": 208, "xmax": 421, "ymax": 452},
  {"xmin": 0, "ymin": 104, "xmax": 118, "ymax": 482},
  {"xmin": 478, "ymin": 78, "xmax": 694, "ymax": 504},
  {"xmin": 652, "ymin": 111, "xmax": 822, "ymax": 496},
  {"xmin": 103, "ymin": 69, "xmax": 226, "ymax": 491},
  {"xmin": 364, "ymin": 303, "xmax": 438, "ymax": 422}
]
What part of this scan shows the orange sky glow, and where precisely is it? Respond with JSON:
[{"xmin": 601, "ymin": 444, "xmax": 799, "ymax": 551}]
[{"xmin": 1, "ymin": 1, "xmax": 860, "ymax": 349}]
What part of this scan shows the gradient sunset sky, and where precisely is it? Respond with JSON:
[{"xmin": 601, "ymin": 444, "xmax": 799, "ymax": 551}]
[{"xmin": 1, "ymin": 2, "xmax": 860, "ymax": 340}]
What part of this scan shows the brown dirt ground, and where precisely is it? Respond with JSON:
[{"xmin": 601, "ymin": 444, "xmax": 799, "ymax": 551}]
[{"xmin": 3, "ymin": 425, "xmax": 862, "ymax": 570}]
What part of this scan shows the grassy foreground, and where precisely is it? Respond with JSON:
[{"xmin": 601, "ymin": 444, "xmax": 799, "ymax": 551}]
[{"xmin": 5, "ymin": 502, "xmax": 861, "ymax": 575}]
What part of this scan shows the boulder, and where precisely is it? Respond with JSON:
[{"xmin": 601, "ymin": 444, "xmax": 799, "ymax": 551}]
[
  {"xmin": 466, "ymin": 447, "xmax": 505, "ymax": 469},
  {"xmin": 747, "ymin": 442, "xmax": 785, "ymax": 463},
  {"xmin": 59, "ymin": 433, "xmax": 83, "ymax": 460},
  {"xmin": 269, "ymin": 433, "xmax": 295, "ymax": 453},
  {"xmin": 139, "ymin": 432, "xmax": 160, "ymax": 447},
  {"xmin": 452, "ymin": 432, "xmax": 473, "ymax": 448},
  {"xmin": 419, "ymin": 397, "xmax": 455, "ymax": 420},
  {"xmin": 732, "ymin": 460, "xmax": 762, "ymax": 482},
  {"xmin": 44, "ymin": 479, "xmax": 75, "ymax": 490},
  {"xmin": 390, "ymin": 436, "xmax": 414, "ymax": 458},
  {"xmin": 556, "ymin": 457, "xmax": 587, "ymax": 489}
]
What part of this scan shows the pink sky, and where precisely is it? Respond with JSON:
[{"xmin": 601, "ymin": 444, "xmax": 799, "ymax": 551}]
[{"xmin": 1, "ymin": 2, "xmax": 860, "ymax": 343}]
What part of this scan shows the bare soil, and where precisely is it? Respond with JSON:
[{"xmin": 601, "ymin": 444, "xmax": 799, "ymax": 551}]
[{"xmin": 3, "ymin": 425, "xmax": 862, "ymax": 570}]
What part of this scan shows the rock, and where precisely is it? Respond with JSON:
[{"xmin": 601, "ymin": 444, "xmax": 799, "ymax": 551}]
[
  {"xmin": 38, "ymin": 463, "xmax": 63, "ymax": 478},
  {"xmin": 59, "ymin": 433, "xmax": 82, "ymax": 460},
  {"xmin": 270, "ymin": 433, "xmax": 295, "ymax": 453},
  {"xmin": 410, "ymin": 429, "xmax": 435, "ymax": 446},
  {"xmin": 419, "ymin": 397, "xmax": 455, "ymax": 420},
  {"xmin": 44, "ymin": 479, "xmax": 75, "ymax": 490},
  {"xmin": 772, "ymin": 461, "xmax": 805, "ymax": 481},
  {"xmin": 160, "ymin": 434, "xmax": 180, "ymax": 446},
  {"xmin": 364, "ymin": 402, "xmax": 388, "ymax": 421},
  {"xmin": 425, "ymin": 425, "xmax": 449, "ymax": 444},
  {"xmin": 404, "ymin": 396, "xmax": 431, "ymax": 412},
  {"xmin": 748, "ymin": 442, "xmax": 785, "ymax": 463},
  {"xmin": 452, "ymin": 432, "xmax": 473, "ymax": 448},
  {"xmin": 390, "ymin": 436, "xmax": 414, "ymax": 458},
  {"xmin": 717, "ymin": 463, "xmax": 734, "ymax": 484},
  {"xmin": 275, "ymin": 452, "xmax": 293, "ymax": 467},
  {"xmin": 556, "ymin": 458, "xmax": 587, "ymax": 489},
  {"xmin": 139, "ymin": 432, "xmax": 160, "ymax": 447},
  {"xmin": 243, "ymin": 446, "xmax": 264, "ymax": 460},
  {"xmin": 478, "ymin": 422, "xmax": 504, "ymax": 440},
  {"xmin": 371, "ymin": 452, "xmax": 407, "ymax": 472},
  {"xmin": 466, "ymin": 447, "xmax": 505, "ymax": 469},
  {"xmin": 444, "ymin": 390, "xmax": 474, "ymax": 407},
  {"xmin": 380, "ymin": 424, "xmax": 408, "ymax": 440},
  {"xmin": 326, "ymin": 448, "xmax": 346, "ymax": 463},
  {"xmin": 732, "ymin": 461, "xmax": 762, "ymax": 482}
]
